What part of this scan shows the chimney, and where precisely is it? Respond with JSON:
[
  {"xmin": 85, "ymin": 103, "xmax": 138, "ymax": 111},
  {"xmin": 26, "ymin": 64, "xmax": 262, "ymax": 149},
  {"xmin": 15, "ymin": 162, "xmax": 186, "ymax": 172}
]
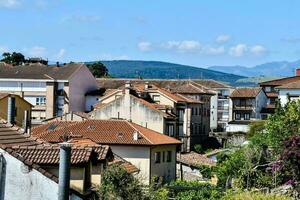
[
  {"xmin": 144, "ymin": 82, "xmax": 149, "ymax": 91},
  {"xmin": 58, "ymin": 141, "xmax": 72, "ymax": 200},
  {"xmin": 56, "ymin": 61, "xmax": 60, "ymax": 67},
  {"xmin": 23, "ymin": 110, "xmax": 31, "ymax": 134},
  {"xmin": 133, "ymin": 131, "xmax": 139, "ymax": 141},
  {"xmin": 125, "ymin": 81, "xmax": 131, "ymax": 95},
  {"xmin": 296, "ymin": 68, "xmax": 300, "ymax": 76},
  {"xmin": 7, "ymin": 96, "xmax": 15, "ymax": 125}
]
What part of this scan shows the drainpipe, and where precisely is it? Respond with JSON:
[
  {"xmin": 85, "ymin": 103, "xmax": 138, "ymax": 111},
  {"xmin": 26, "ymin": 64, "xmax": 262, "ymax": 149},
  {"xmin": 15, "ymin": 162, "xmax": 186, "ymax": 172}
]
[
  {"xmin": 58, "ymin": 142, "xmax": 72, "ymax": 200},
  {"xmin": 7, "ymin": 96, "xmax": 15, "ymax": 125}
]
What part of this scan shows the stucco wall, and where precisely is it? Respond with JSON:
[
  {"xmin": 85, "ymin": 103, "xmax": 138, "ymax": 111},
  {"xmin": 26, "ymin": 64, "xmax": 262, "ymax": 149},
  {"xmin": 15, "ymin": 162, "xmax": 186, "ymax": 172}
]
[
  {"xmin": 109, "ymin": 145, "xmax": 151, "ymax": 184},
  {"xmin": 0, "ymin": 95, "xmax": 31, "ymax": 127},
  {"xmin": 91, "ymin": 95, "xmax": 166, "ymax": 133},
  {"xmin": 69, "ymin": 65, "xmax": 98, "ymax": 112},
  {"xmin": 226, "ymin": 124, "xmax": 249, "ymax": 133},
  {"xmin": 150, "ymin": 145, "xmax": 177, "ymax": 182},
  {"xmin": 278, "ymin": 89, "xmax": 300, "ymax": 106},
  {"xmin": 255, "ymin": 90, "xmax": 268, "ymax": 119},
  {"xmin": 0, "ymin": 149, "xmax": 80, "ymax": 200}
]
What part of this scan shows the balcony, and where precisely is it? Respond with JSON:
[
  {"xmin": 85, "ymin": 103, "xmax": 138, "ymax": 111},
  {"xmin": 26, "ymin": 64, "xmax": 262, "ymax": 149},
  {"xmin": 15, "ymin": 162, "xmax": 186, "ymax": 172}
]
[
  {"xmin": 233, "ymin": 105, "xmax": 254, "ymax": 110},
  {"xmin": 218, "ymin": 106, "xmax": 229, "ymax": 111}
]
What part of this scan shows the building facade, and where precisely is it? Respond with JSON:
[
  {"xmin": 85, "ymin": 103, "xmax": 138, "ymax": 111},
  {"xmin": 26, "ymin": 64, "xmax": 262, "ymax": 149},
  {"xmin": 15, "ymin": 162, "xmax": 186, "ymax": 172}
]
[{"xmin": 0, "ymin": 63, "xmax": 98, "ymax": 124}]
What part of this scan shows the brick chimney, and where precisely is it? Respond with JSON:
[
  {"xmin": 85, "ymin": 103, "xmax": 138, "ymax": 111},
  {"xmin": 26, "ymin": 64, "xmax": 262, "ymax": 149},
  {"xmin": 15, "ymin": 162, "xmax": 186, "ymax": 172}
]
[{"xmin": 296, "ymin": 68, "xmax": 300, "ymax": 76}]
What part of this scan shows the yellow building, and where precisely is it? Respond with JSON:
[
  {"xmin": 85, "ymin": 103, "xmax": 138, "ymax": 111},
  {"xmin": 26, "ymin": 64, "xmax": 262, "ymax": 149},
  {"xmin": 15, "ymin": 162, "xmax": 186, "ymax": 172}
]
[{"xmin": 0, "ymin": 93, "xmax": 32, "ymax": 127}]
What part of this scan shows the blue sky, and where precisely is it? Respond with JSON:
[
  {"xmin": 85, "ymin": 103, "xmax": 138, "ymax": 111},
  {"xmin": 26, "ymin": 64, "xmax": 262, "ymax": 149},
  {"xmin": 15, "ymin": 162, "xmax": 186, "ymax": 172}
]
[{"xmin": 1, "ymin": 0, "xmax": 300, "ymax": 67}]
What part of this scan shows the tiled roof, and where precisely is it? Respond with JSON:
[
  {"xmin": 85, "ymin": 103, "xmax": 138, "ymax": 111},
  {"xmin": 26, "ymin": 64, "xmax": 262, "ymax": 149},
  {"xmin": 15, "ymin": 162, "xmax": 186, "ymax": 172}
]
[
  {"xmin": 177, "ymin": 151, "xmax": 216, "ymax": 167},
  {"xmin": 0, "ymin": 63, "xmax": 84, "ymax": 80},
  {"xmin": 96, "ymin": 78, "xmax": 221, "ymax": 94},
  {"xmin": 0, "ymin": 120, "xmax": 45, "ymax": 147},
  {"xmin": 32, "ymin": 119, "xmax": 181, "ymax": 146},
  {"xmin": 276, "ymin": 80, "xmax": 300, "ymax": 89},
  {"xmin": 109, "ymin": 154, "xmax": 139, "ymax": 174},
  {"xmin": 259, "ymin": 76, "xmax": 300, "ymax": 86},
  {"xmin": 265, "ymin": 92, "xmax": 278, "ymax": 98},
  {"xmin": 230, "ymin": 87, "xmax": 262, "ymax": 98},
  {"xmin": 11, "ymin": 144, "xmax": 111, "ymax": 165}
]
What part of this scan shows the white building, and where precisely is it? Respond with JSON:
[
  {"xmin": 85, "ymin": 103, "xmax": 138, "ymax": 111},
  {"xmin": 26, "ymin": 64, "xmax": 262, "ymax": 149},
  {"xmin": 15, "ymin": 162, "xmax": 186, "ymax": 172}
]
[
  {"xmin": 31, "ymin": 119, "xmax": 182, "ymax": 185},
  {"xmin": 276, "ymin": 80, "xmax": 300, "ymax": 106},
  {"xmin": 0, "ymin": 63, "xmax": 98, "ymax": 123}
]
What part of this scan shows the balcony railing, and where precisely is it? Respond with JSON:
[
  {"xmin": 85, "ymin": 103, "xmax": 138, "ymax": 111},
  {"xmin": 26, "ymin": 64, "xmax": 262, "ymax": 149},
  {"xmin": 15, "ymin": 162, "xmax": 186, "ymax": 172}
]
[
  {"xmin": 233, "ymin": 105, "xmax": 254, "ymax": 110},
  {"xmin": 218, "ymin": 106, "xmax": 229, "ymax": 110}
]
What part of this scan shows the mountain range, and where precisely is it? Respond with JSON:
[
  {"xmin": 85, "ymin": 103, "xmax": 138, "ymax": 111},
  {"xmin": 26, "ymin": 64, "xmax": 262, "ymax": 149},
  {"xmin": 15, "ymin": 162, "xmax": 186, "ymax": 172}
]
[
  {"xmin": 93, "ymin": 60, "xmax": 246, "ymax": 86},
  {"xmin": 208, "ymin": 60, "xmax": 300, "ymax": 77},
  {"xmin": 86, "ymin": 59, "xmax": 300, "ymax": 87}
]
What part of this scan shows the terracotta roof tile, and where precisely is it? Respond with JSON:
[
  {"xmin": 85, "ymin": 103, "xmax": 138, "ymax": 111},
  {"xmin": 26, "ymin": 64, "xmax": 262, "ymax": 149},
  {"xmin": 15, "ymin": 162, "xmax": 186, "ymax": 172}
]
[
  {"xmin": 0, "ymin": 63, "xmax": 85, "ymax": 80},
  {"xmin": 259, "ymin": 76, "xmax": 300, "ymax": 86},
  {"xmin": 230, "ymin": 87, "xmax": 262, "ymax": 98},
  {"xmin": 177, "ymin": 151, "xmax": 216, "ymax": 167},
  {"xmin": 276, "ymin": 80, "xmax": 300, "ymax": 89},
  {"xmin": 11, "ymin": 144, "xmax": 111, "ymax": 165},
  {"xmin": 32, "ymin": 119, "xmax": 182, "ymax": 146},
  {"xmin": 109, "ymin": 154, "xmax": 139, "ymax": 174}
]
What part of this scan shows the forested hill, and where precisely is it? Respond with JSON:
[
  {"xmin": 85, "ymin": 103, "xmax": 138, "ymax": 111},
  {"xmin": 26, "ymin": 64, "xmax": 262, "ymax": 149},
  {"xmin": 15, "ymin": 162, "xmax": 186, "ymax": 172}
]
[{"xmin": 86, "ymin": 60, "xmax": 247, "ymax": 86}]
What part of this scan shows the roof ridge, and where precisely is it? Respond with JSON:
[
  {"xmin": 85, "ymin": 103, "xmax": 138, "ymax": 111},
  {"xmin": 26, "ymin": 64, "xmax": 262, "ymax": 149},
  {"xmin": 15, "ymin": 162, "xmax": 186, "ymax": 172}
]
[{"xmin": 126, "ymin": 121, "xmax": 153, "ymax": 145}]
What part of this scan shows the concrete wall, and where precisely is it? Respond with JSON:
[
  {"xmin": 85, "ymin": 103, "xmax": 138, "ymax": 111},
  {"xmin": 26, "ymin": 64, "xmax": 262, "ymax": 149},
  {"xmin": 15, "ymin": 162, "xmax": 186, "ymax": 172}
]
[
  {"xmin": 69, "ymin": 65, "xmax": 98, "ymax": 112},
  {"xmin": 210, "ymin": 93, "xmax": 218, "ymax": 129},
  {"xmin": 109, "ymin": 145, "xmax": 151, "ymax": 184},
  {"xmin": 226, "ymin": 124, "xmax": 249, "ymax": 133},
  {"xmin": 0, "ymin": 149, "xmax": 81, "ymax": 200},
  {"xmin": 85, "ymin": 95, "xmax": 101, "ymax": 111},
  {"xmin": 91, "ymin": 95, "xmax": 166, "ymax": 133},
  {"xmin": 150, "ymin": 145, "xmax": 177, "ymax": 182},
  {"xmin": 278, "ymin": 88, "xmax": 300, "ymax": 106}
]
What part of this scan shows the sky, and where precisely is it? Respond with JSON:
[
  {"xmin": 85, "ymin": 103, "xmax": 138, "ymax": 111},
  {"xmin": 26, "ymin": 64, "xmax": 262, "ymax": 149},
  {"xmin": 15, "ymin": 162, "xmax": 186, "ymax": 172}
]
[{"xmin": 1, "ymin": 0, "xmax": 300, "ymax": 68}]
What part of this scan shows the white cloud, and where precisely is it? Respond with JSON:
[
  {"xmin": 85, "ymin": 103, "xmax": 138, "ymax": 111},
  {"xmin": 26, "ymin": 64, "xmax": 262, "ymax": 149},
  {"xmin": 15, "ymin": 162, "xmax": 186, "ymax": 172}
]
[
  {"xmin": 250, "ymin": 45, "xmax": 267, "ymax": 56},
  {"xmin": 162, "ymin": 40, "xmax": 201, "ymax": 52},
  {"xmin": 229, "ymin": 44, "xmax": 267, "ymax": 57},
  {"xmin": 25, "ymin": 46, "xmax": 47, "ymax": 57},
  {"xmin": 0, "ymin": 0, "xmax": 20, "ymax": 8},
  {"xmin": 64, "ymin": 15, "xmax": 101, "ymax": 23},
  {"xmin": 216, "ymin": 34, "xmax": 231, "ymax": 43},
  {"xmin": 54, "ymin": 48, "xmax": 66, "ymax": 60},
  {"xmin": 203, "ymin": 46, "xmax": 225, "ymax": 55},
  {"xmin": 229, "ymin": 44, "xmax": 248, "ymax": 57},
  {"xmin": 138, "ymin": 42, "xmax": 152, "ymax": 52}
]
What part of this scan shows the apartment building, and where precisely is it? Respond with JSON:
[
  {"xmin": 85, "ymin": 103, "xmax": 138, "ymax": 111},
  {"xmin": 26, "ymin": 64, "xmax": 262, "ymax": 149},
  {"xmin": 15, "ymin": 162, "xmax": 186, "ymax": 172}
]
[
  {"xmin": 0, "ymin": 63, "xmax": 98, "ymax": 123},
  {"xmin": 227, "ymin": 87, "xmax": 267, "ymax": 133},
  {"xmin": 91, "ymin": 82, "xmax": 209, "ymax": 152},
  {"xmin": 31, "ymin": 119, "xmax": 181, "ymax": 185},
  {"xmin": 96, "ymin": 78, "xmax": 232, "ymax": 133},
  {"xmin": 259, "ymin": 68, "xmax": 300, "ymax": 108}
]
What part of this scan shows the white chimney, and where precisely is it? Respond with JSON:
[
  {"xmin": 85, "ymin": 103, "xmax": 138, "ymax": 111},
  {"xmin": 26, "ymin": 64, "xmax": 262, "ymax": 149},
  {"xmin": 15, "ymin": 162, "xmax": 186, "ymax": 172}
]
[
  {"xmin": 144, "ymin": 82, "xmax": 149, "ymax": 90},
  {"xmin": 133, "ymin": 131, "xmax": 139, "ymax": 141},
  {"xmin": 125, "ymin": 81, "xmax": 131, "ymax": 95}
]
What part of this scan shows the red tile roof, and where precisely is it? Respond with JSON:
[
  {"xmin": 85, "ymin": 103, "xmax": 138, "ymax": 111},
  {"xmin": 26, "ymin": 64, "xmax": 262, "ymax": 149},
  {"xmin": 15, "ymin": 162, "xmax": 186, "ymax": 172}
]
[
  {"xmin": 0, "ymin": 93, "xmax": 9, "ymax": 100},
  {"xmin": 11, "ymin": 144, "xmax": 111, "ymax": 165},
  {"xmin": 109, "ymin": 154, "xmax": 139, "ymax": 174},
  {"xmin": 259, "ymin": 76, "xmax": 300, "ymax": 86},
  {"xmin": 230, "ymin": 87, "xmax": 262, "ymax": 98},
  {"xmin": 276, "ymin": 80, "xmax": 300, "ymax": 89},
  {"xmin": 32, "ymin": 119, "xmax": 181, "ymax": 146},
  {"xmin": 177, "ymin": 151, "xmax": 216, "ymax": 167}
]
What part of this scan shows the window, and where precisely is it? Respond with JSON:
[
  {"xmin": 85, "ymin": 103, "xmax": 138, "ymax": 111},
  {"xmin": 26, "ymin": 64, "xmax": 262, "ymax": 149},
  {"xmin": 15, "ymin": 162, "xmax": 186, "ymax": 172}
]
[
  {"xmin": 167, "ymin": 124, "xmax": 174, "ymax": 137},
  {"xmin": 265, "ymin": 87, "xmax": 271, "ymax": 92},
  {"xmin": 191, "ymin": 108, "xmax": 194, "ymax": 115},
  {"xmin": 155, "ymin": 152, "xmax": 161, "ymax": 163},
  {"xmin": 177, "ymin": 109, "xmax": 184, "ymax": 121},
  {"xmin": 36, "ymin": 97, "xmax": 46, "ymax": 105},
  {"xmin": 153, "ymin": 95, "xmax": 160, "ymax": 103},
  {"xmin": 167, "ymin": 151, "xmax": 172, "ymax": 162},
  {"xmin": 162, "ymin": 151, "xmax": 165, "ymax": 162},
  {"xmin": 235, "ymin": 113, "xmax": 241, "ymax": 120},
  {"xmin": 244, "ymin": 113, "xmax": 250, "ymax": 120},
  {"xmin": 195, "ymin": 107, "xmax": 198, "ymax": 115}
]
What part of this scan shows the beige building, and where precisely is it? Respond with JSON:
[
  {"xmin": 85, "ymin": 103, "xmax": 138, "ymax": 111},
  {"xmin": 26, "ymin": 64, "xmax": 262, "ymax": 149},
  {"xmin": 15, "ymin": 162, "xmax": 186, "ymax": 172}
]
[
  {"xmin": 91, "ymin": 82, "xmax": 212, "ymax": 152},
  {"xmin": 31, "ymin": 119, "xmax": 181, "ymax": 185},
  {"xmin": 0, "ymin": 63, "xmax": 98, "ymax": 124},
  {"xmin": 0, "ymin": 93, "xmax": 32, "ymax": 127}
]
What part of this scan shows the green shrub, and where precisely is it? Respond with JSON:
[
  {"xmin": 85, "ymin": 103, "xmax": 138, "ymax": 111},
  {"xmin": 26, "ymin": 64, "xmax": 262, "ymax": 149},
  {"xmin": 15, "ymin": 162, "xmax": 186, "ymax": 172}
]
[{"xmin": 222, "ymin": 191, "xmax": 292, "ymax": 200}]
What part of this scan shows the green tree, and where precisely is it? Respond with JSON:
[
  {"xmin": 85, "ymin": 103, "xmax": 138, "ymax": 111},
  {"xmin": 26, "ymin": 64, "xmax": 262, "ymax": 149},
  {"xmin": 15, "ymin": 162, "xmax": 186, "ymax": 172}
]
[
  {"xmin": 98, "ymin": 164, "xmax": 144, "ymax": 200},
  {"xmin": 1, "ymin": 52, "xmax": 26, "ymax": 66},
  {"xmin": 87, "ymin": 62, "xmax": 109, "ymax": 78}
]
